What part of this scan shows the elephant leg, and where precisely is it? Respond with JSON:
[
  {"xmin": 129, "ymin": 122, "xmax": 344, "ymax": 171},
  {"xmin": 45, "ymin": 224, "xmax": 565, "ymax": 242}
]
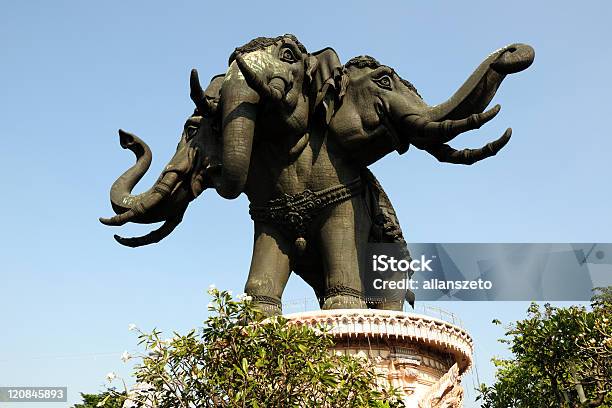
[
  {"xmin": 368, "ymin": 269, "xmax": 407, "ymax": 311},
  {"xmin": 318, "ymin": 197, "xmax": 370, "ymax": 310},
  {"xmin": 292, "ymin": 246, "xmax": 326, "ymax": 306},
  {"xmin": 244, "ymin": 222, "xmax": 292, "ymax": 317}
]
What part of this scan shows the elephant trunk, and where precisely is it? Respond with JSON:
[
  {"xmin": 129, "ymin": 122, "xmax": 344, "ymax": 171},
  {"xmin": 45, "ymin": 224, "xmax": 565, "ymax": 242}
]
[
  {"xmin": 426, "ymin": 43, "xmax": 534, "ymax": 121},
  {"xmin": 398, "ymin": 104, "xmax": 501, "ymax": 147},
  {"xmin": 100, "ymin": 131, "xmax": 188, "ymax": 226},
  {"xmin": 214, "ymin": 63, "xmax": 261, "ymax": 199},
  {"xmin": 107, "ymin": 129, "xmax": 152, "ymax": 215}
]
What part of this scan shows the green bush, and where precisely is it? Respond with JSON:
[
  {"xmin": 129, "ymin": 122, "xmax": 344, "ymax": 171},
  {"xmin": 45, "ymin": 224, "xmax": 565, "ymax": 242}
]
[
  {"xmin": 93, "ymin": 288, "xmax": 404, "ymax": 408},
  {"xmin": 478, "ymin": 287, "xmax": 612, "ymax": 407},
  {"xmin": 72, "ymin": 391, "xmax": 125, "ymax": 408}
]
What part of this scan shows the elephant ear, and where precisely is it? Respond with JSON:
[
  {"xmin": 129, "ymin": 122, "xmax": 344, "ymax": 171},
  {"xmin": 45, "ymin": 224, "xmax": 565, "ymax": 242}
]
[
  {"xmin": 186, "ymin": 73, "xmax": 226, "ymax": 198},
  {"xmin": 309, "ymin": 47, "xmax": 343, "ymax": 124},
  {"xmin": 203, "ymin": 73, "xmax": 225, "ymax": 115}
]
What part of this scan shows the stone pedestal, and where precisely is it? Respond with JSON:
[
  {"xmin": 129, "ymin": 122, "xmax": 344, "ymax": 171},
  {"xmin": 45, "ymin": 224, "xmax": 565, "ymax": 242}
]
[{"xmin": 284, "ymin": 309, "xmax": 473, "ymax": 408}]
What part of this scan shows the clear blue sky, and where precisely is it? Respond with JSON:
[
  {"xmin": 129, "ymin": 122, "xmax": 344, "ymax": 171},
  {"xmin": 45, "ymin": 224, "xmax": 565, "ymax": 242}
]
[{"xmin": 1, "ymin": 1, "xmax": 611, "ymax": 407}]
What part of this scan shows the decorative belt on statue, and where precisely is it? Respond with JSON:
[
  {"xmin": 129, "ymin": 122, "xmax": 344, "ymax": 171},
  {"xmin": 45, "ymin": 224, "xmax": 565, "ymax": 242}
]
[{"xmin": 249, "ymin": 178, "xmax": 363, "ymax": 253}]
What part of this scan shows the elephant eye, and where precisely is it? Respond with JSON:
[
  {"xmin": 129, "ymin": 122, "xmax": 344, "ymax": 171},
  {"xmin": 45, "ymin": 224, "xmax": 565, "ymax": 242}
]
[
  {"xmin": 186, "ymin": 126, "xmax": 198, "ymax": 140},
  {"xmin": 280, "ymin": 48, "xmax": 297, "ymax": 63},
  {"xmin": 374, "ymin": 75, "xmax": 392, "ymax": 90}
]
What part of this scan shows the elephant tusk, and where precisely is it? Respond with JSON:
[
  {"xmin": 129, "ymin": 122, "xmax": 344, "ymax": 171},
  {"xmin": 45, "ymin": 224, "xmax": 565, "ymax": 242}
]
[
  {"xmin": 408, "ymin": 104, "xmax": 501, "ymax": 146},
  {"xmin": 235, "ymin": 54, "xmax": 285, "ymax": 102},
  {"xmin": 100, "ymin": 207, "xmax": 142, "ymax": 226},
  {"xmin": 99, "ymin": 171, "xmax": 180, "ymax": 226},
  {"xmin": 424, "ymin": 128, "xmax": 512, "ymax": 165},
  {"xmin": 113, "ymin": 212, "xmax": 185, "ymax": 248}
]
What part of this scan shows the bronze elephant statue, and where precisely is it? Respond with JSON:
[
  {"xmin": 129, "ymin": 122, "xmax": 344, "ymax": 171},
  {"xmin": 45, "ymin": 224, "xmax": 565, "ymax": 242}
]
[{"xmin": 100, "ymin": 34, "xmax": 534, "ymax": 316}]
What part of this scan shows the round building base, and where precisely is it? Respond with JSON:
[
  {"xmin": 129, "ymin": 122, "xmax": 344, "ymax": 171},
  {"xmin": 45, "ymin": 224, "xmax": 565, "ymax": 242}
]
[{"xmin": 284, "ymin": 309, "xmax": 473, "ymax": 408}]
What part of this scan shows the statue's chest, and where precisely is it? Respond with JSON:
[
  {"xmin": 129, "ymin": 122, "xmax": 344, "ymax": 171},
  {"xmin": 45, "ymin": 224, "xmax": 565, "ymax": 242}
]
[{"xmin": 247, "ymin": 131, "xmax": 361, "ymax": 204}]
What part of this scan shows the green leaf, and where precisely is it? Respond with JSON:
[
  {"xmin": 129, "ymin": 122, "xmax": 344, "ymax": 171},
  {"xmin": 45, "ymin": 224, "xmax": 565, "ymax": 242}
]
[{"xmin": 83, "ymin": 287, "xmax": 408, "ymax": 408}]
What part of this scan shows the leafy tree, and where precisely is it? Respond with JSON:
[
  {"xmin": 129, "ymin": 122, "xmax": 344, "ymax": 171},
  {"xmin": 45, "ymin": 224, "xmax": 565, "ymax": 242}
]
[
  {"xmin": 478, "ymin": 288, "xmax": 612, "ymax": 407},
  {"xmin": 98, "ymin": 288, "xmax": 404, "ymax": 408},
  {"xmin": 72, "ymin": 391, "xmax": 125, "ymax": 408},
  {"xmin": 591, "ymin": 286, "xmax": 612, "ymax": 310}
]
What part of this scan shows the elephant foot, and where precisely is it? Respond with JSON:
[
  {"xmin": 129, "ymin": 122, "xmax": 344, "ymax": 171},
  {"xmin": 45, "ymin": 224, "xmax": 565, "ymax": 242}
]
[
  {"xmin": 322, "ymin": 286, "xmax": 367, "ymax": 310},
  {"xmin": 322, "ymin": 294, "xmax": 367, "ymax": 309},
  {"xmin": 372, "ymin": 300, "xmax": 404, "ymax": 311},
  {"xmin": 250, "ymin": 294, "xmax": 282, "ymax": 318}
]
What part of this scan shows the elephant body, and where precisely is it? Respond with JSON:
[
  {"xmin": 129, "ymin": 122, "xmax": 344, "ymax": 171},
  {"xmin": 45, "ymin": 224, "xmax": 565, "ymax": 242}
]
[{"xmin": 101, "ymin": 35, "xmax": 534, "ymax": 316}]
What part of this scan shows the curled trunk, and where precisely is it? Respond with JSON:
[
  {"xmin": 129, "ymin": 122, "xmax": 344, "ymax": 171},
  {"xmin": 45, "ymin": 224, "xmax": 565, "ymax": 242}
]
[
  {"xmin": 107, "ymin": 129, "xmax": 153, "ymax": 215},
  {"xmin": 100, "ymin": 130, "xmax": 195, "ymax": 226},
  {"xmin": 426, "ymin": 43, "xmax": 535, "ymax": 121}
]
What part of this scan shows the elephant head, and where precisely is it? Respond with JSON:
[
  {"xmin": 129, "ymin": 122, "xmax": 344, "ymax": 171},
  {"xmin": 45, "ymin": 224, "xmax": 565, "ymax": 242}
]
[
  {"xmin": 99, "ymin": 74, "xmax": 225, "ymax": 247},
  {"xmin": 100, "ymin": 34, "xmax": 340, "ymax": 246},
  {"xmin": 209, "ymin": 34, "xmax": 320, "ymax": 199},
  {"xmin": 326, "ymin": 44, "xmax": 535, "ymax": 165}
]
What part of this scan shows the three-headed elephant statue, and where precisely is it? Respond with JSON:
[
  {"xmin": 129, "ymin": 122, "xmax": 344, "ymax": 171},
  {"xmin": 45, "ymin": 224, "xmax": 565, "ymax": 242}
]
[{"xmin": 100, "ymin": 34, "xmax": 534, "ymax": 316}]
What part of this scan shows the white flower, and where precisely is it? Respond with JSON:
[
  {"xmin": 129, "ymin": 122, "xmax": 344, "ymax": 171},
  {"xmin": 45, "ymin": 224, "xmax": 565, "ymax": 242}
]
[
  {"xmin": 96, "ymin": 401, "xmax": 104, "ymax": 407},
  {"xmin": 128, "ymin": 323, "xmax": 137, "ymax": 332},
  {"xmin": 121, "ymin": 351, "xmax": 131, "ymax": 362},
  {"xmin": 244, "ymin": 295, "xmax": 252, "ymax": 302},
  {"xmin": 106, "ymin": 372, "xmax": 116, "ymax": 382},
  {"xmin": 207, "ymin": 302, "xmax": 215, "ymax": 310},
  {"xmin": 237, "ymin": 293, "xmax": 247, "ymax": 301}
]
